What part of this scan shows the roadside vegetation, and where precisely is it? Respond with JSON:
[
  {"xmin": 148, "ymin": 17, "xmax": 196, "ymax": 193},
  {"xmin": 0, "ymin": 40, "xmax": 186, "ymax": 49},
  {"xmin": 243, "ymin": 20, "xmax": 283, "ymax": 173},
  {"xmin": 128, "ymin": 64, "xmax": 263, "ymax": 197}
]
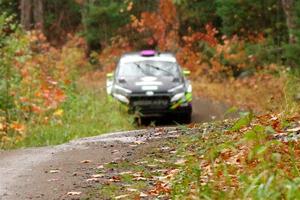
[
  {"xmin": 83, "ymin": 114, "xmax": 300, "ymax": 199},
  {"xmin": 15, "ymin": 90, "xmax": 134, "ymax": 148},
  {"xmin": 0, "ymin": 18, "xmax": 135, "ymax": 149}
]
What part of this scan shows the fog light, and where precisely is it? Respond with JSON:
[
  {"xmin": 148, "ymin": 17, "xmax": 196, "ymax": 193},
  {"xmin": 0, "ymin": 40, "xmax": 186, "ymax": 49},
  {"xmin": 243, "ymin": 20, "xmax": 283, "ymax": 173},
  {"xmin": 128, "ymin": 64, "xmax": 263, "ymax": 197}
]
[
  {"xmin": 180, "ymin": 102, "xmax": 189, "ymax": 107},
  {"xmin": 113, "ymin": 93, "xmax": 129, "ymax": 104}
]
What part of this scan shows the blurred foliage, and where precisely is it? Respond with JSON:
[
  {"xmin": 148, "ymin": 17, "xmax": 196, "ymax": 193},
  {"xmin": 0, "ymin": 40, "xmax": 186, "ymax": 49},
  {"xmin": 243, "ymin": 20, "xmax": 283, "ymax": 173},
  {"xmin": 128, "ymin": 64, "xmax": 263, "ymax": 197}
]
[
  {"xmin": 174, "ymin": 0, "xmax": 221, "ymax": 35},
  {"xmin": 81, "ymin": 0, "xmax": 160, "ymax": 52},
  {"xmin": 82, "ymin": 0, "xmax": 130, "ymax": 51},
  {"xmin": 216, "ymin": 0, "xmax": 288, "ymax": 40},
  {"xmin": 44, "ymin": 0, "xmax": 82, "ymax": 42},
  {"xmin": 0, "ymin": 0, "xmax": 19, "ymax": 19}
]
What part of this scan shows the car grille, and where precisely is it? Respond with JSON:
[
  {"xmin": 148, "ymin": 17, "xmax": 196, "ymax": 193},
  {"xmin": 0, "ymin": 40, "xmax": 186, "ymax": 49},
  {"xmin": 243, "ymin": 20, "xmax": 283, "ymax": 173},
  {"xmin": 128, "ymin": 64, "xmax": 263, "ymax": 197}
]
[{"xmin": 130, "ymin": 96, "xmax": 170, "ymax": 110}]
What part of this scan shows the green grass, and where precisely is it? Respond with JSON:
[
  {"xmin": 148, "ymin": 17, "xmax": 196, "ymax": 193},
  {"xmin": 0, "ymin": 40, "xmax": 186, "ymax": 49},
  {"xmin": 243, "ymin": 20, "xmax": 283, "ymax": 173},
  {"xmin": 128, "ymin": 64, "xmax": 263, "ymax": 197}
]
[
  {"xmin": 170, "ymin": 123, "xmax": 300, "ymax": 199},
  {"xmin": 282, "ymin": 73, "xmax": 300, "ymax": 116},
  {"xmin": 13, "ymin": 90, "xmax": 135, "ymax": 148}
]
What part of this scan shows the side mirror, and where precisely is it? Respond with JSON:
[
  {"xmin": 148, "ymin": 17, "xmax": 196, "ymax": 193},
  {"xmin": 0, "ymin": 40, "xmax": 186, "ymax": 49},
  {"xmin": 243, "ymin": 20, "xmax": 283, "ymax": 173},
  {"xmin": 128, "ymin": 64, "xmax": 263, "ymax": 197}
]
[
  {"xmin": 106, "ymin": 73, "xmax": 114, "ymax": 79},
  {"xmin": 183, "ymin": 70, "xmax": 191, "ymax": 76}
]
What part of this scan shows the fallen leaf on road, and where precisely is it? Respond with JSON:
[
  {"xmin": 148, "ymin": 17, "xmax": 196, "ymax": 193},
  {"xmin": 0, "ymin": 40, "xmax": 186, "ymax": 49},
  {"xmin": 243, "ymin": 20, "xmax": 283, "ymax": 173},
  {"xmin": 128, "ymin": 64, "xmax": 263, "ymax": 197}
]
[
  {"xmin": 168, "ymin": 134, "xmax": 180, "ymax": 138},
  {"xmin": 147, "ymin": 164, "xmax": 158, "ymax": 168},
  {"xmin": 149, "ymin": 181, "xmax": 170, "ymax": 196},
  {"xmin": 136, "ymin": 160, "xmax": 148, "ymax": 164},
  {"xmin": 119, "ymin": 171, "xmax": 133, "ymax": 175},
  {"xmin": 115, "ymin": 194, "xmax": 129, "ymax": 199},
  {"xmin": 132, "ymin": 172, "xmax": 143, "ymax": 177},
  {"xmin": 49, "ymin": 169, "xmax": 60, "ymax": 174},
  {"xmin": 96, "ymin": 165, "xmax": 104, "ymax": 169},
  {"xmin": 109, "ymin": 161, "xmax": 118, "ymax": 164},
  {"xmin": 109, "ymin": 176, "xmax": 121, "ymax": 182},
  {"xmin": 175, "ymin": 159, "xmax": 186, "ymax": 165},
  {"xmin": 140, "ymin": 192, "xmax": 148, "ymax": 197},
  {"xmin": 127, "ymin": 188, "xmax": 138, "ymax": 192},
  {"xmin": 166, "ymin": 169, "xmax": 180, "ymax": 178},
  {"xmin": 160, "ymin": 147, "xmax": 170, "ymax": 151},
  {"xmin": 91, "ymin": 174, "xmax": 104, "ymax": 178},
  {"xmin": 154, "ymin": 159, "xmax": 166, "ymax": 163},
  {"xmin": 72, "ymin": 172, "xmax": 78, "ymax": 176},
  {"xmin": 151, "ymin": 169, "xmax": 168, "ymax": 173},
  {"xmin": 168, "ymin": 130, "xmax": 179, "ymax": 134},
  {"xmin": 80, "ymin": 160, "xmax": 92, "ymax": 164},
  {"xmin": 287, "ymin": 127, "xmax": 300, "ymax": 132},
  {"xmin": 112, "ymin": 150, "xmax": 119, "ymax": 154},
  {"xmin": 47, "ymin": 178, "xmax": 59, "ymax": 182},
  {"xmin": 133, "ymin": 176, "xmax": 147, "ymax": 181},
  {"xmin": 154, "ymin": 132, "xmax": 163, "ymax": 136},
  {"xmin": 67, "ymin": 191, "xmax": 82, "ymax": 196},
  {"xmin": 86, "ymin": 178, "xmax": 100, "ymax": 182},
  {"xmin": 133, "ymin": 141, "xmax": 145, "ymax": 145}
]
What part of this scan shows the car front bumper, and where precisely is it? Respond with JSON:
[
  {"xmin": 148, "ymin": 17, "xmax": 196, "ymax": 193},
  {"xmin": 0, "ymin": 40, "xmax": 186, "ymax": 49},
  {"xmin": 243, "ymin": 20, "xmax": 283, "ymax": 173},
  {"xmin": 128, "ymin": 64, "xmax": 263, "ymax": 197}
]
[
  {"xmin": 126, "ymin": 93, "xmax": 192, "ymax": 117},
  {"xmin": 133, "ymin": 104, "xmax": 192, "ymax": 117}
]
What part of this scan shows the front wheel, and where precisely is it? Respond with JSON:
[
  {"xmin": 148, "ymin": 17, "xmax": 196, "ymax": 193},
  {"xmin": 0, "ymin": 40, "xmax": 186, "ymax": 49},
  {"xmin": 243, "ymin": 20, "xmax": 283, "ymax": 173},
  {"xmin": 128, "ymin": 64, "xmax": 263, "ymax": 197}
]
[{"xmin": 181, "ymin": 112, "xmax": 192, "ymax": 124}]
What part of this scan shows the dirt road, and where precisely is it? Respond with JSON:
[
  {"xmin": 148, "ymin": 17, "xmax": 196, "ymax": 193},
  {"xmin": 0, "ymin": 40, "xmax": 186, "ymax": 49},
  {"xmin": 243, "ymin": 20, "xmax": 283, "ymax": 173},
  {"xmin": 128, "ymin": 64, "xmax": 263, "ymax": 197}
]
[
  {"xmin": 0, "ymin": 129, "xmax": 188, "ymax": 200},
  {"xmin": 0, "ymin": 98, "xmax": 232, "ymax": 200}
]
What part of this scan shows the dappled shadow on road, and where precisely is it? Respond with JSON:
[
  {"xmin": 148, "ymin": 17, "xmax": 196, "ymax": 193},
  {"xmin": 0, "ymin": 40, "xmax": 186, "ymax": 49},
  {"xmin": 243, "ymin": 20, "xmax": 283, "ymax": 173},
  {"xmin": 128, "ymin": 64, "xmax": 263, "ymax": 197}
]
[{"xmin": 139, "ymin": 97, "xmax": 238, "ymax": 127}]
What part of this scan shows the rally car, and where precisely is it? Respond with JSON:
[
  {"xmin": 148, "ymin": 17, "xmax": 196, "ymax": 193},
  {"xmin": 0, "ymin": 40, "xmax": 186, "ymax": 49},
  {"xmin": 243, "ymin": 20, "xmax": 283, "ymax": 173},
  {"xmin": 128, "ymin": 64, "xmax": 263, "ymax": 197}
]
[{"xmin": 106, "ymin": 50, "xmax": 192, "ymax": 123}]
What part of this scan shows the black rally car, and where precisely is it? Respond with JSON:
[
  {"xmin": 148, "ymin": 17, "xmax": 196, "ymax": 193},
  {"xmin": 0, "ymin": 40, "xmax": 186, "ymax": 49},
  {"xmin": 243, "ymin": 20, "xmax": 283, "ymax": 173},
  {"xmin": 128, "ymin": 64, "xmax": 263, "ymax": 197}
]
[{"xmin": 106, "ymin": 50, "xmax": 192, "ymax": 122}]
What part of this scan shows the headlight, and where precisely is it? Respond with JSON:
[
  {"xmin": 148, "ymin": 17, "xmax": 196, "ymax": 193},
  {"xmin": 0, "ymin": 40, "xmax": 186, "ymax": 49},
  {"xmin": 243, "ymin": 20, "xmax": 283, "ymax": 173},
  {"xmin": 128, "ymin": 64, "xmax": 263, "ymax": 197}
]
[
  {"xmin": 114, "ymin": 85, "xmax": 132, "ymax": 94},
  {"xmin": 112, "ymin": 85, "xmax": 131, "ymax": 104},
  {"xmin": 169, "ymin": 84, "xmax": 186, "ymax": 102},
  {"xmin": 168, "ymin": 84, "xmax": 184, "ymax": 93},
  {"xmin": 171, "ymin": 92, "xmax": 185, "ymax": 102}
]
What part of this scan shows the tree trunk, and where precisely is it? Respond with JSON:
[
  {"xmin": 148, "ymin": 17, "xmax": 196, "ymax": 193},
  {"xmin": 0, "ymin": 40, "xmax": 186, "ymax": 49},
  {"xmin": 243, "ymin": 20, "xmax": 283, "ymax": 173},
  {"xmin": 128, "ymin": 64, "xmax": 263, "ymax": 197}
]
[
  {"xmin": 20, "ymin": 0, "xmax": 44, "ymax": 30},
  {"xmin": 20, "ymin": 0, "xmax": 33, "ymax": 30},
  {"xmin": 33, "ymin": 0, "xmax": 44, "ymax": 29},
  {"xmin": 281, "ymin": 0, "xmax": 297, "ymax": 43}
]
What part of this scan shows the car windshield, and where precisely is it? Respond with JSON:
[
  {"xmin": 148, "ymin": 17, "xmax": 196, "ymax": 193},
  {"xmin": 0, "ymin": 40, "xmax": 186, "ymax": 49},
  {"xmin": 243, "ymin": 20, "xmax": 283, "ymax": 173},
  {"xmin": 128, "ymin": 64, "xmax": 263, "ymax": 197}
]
[{"xmin": 117, "ymin": 60, "xmax": 180, "ymax": 77}]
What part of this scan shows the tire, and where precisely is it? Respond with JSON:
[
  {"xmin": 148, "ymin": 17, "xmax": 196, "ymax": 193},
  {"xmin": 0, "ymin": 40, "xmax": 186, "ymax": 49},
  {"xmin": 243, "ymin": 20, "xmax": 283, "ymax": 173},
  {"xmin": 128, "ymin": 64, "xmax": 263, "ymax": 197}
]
[{"xmin": 181, "ymin": 112, "xmax": 192, "ymax": 124}]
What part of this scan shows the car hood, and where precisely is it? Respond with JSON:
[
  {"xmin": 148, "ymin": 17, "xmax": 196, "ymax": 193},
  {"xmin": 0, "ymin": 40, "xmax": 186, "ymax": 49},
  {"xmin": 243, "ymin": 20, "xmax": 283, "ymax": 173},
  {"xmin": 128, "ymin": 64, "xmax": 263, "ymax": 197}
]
[{"xmin": 118, "ymin": 76, "xmax": 182, "ymax": 94}]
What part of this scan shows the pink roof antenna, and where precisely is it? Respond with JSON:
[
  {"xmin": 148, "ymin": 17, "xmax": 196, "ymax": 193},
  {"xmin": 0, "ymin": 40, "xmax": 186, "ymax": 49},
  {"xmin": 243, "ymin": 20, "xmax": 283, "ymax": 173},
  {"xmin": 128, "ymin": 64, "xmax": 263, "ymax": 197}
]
[{"xmin": 140, "ymin": 50, "xmax": 156, "ymax": 57}]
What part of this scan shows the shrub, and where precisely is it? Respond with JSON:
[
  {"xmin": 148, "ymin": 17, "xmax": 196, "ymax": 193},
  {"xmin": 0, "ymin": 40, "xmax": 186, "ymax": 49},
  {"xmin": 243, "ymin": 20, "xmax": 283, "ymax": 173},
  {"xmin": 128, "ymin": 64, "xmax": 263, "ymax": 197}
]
[{"xmin": 0, "ymin": 16, "xmax": 87, "ymax": 146}]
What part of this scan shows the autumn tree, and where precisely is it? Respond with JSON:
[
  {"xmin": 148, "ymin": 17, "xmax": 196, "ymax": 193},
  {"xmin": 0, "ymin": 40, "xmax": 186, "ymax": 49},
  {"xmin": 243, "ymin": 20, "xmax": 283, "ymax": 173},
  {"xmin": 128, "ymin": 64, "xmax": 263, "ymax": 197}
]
[
  {"xmin": 174, "ymin": 0, "xmax": 221, "ymax": 36},
  {"xmin": 216, "ymin": 0, "xmax": 287, "ymax": 40}
]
